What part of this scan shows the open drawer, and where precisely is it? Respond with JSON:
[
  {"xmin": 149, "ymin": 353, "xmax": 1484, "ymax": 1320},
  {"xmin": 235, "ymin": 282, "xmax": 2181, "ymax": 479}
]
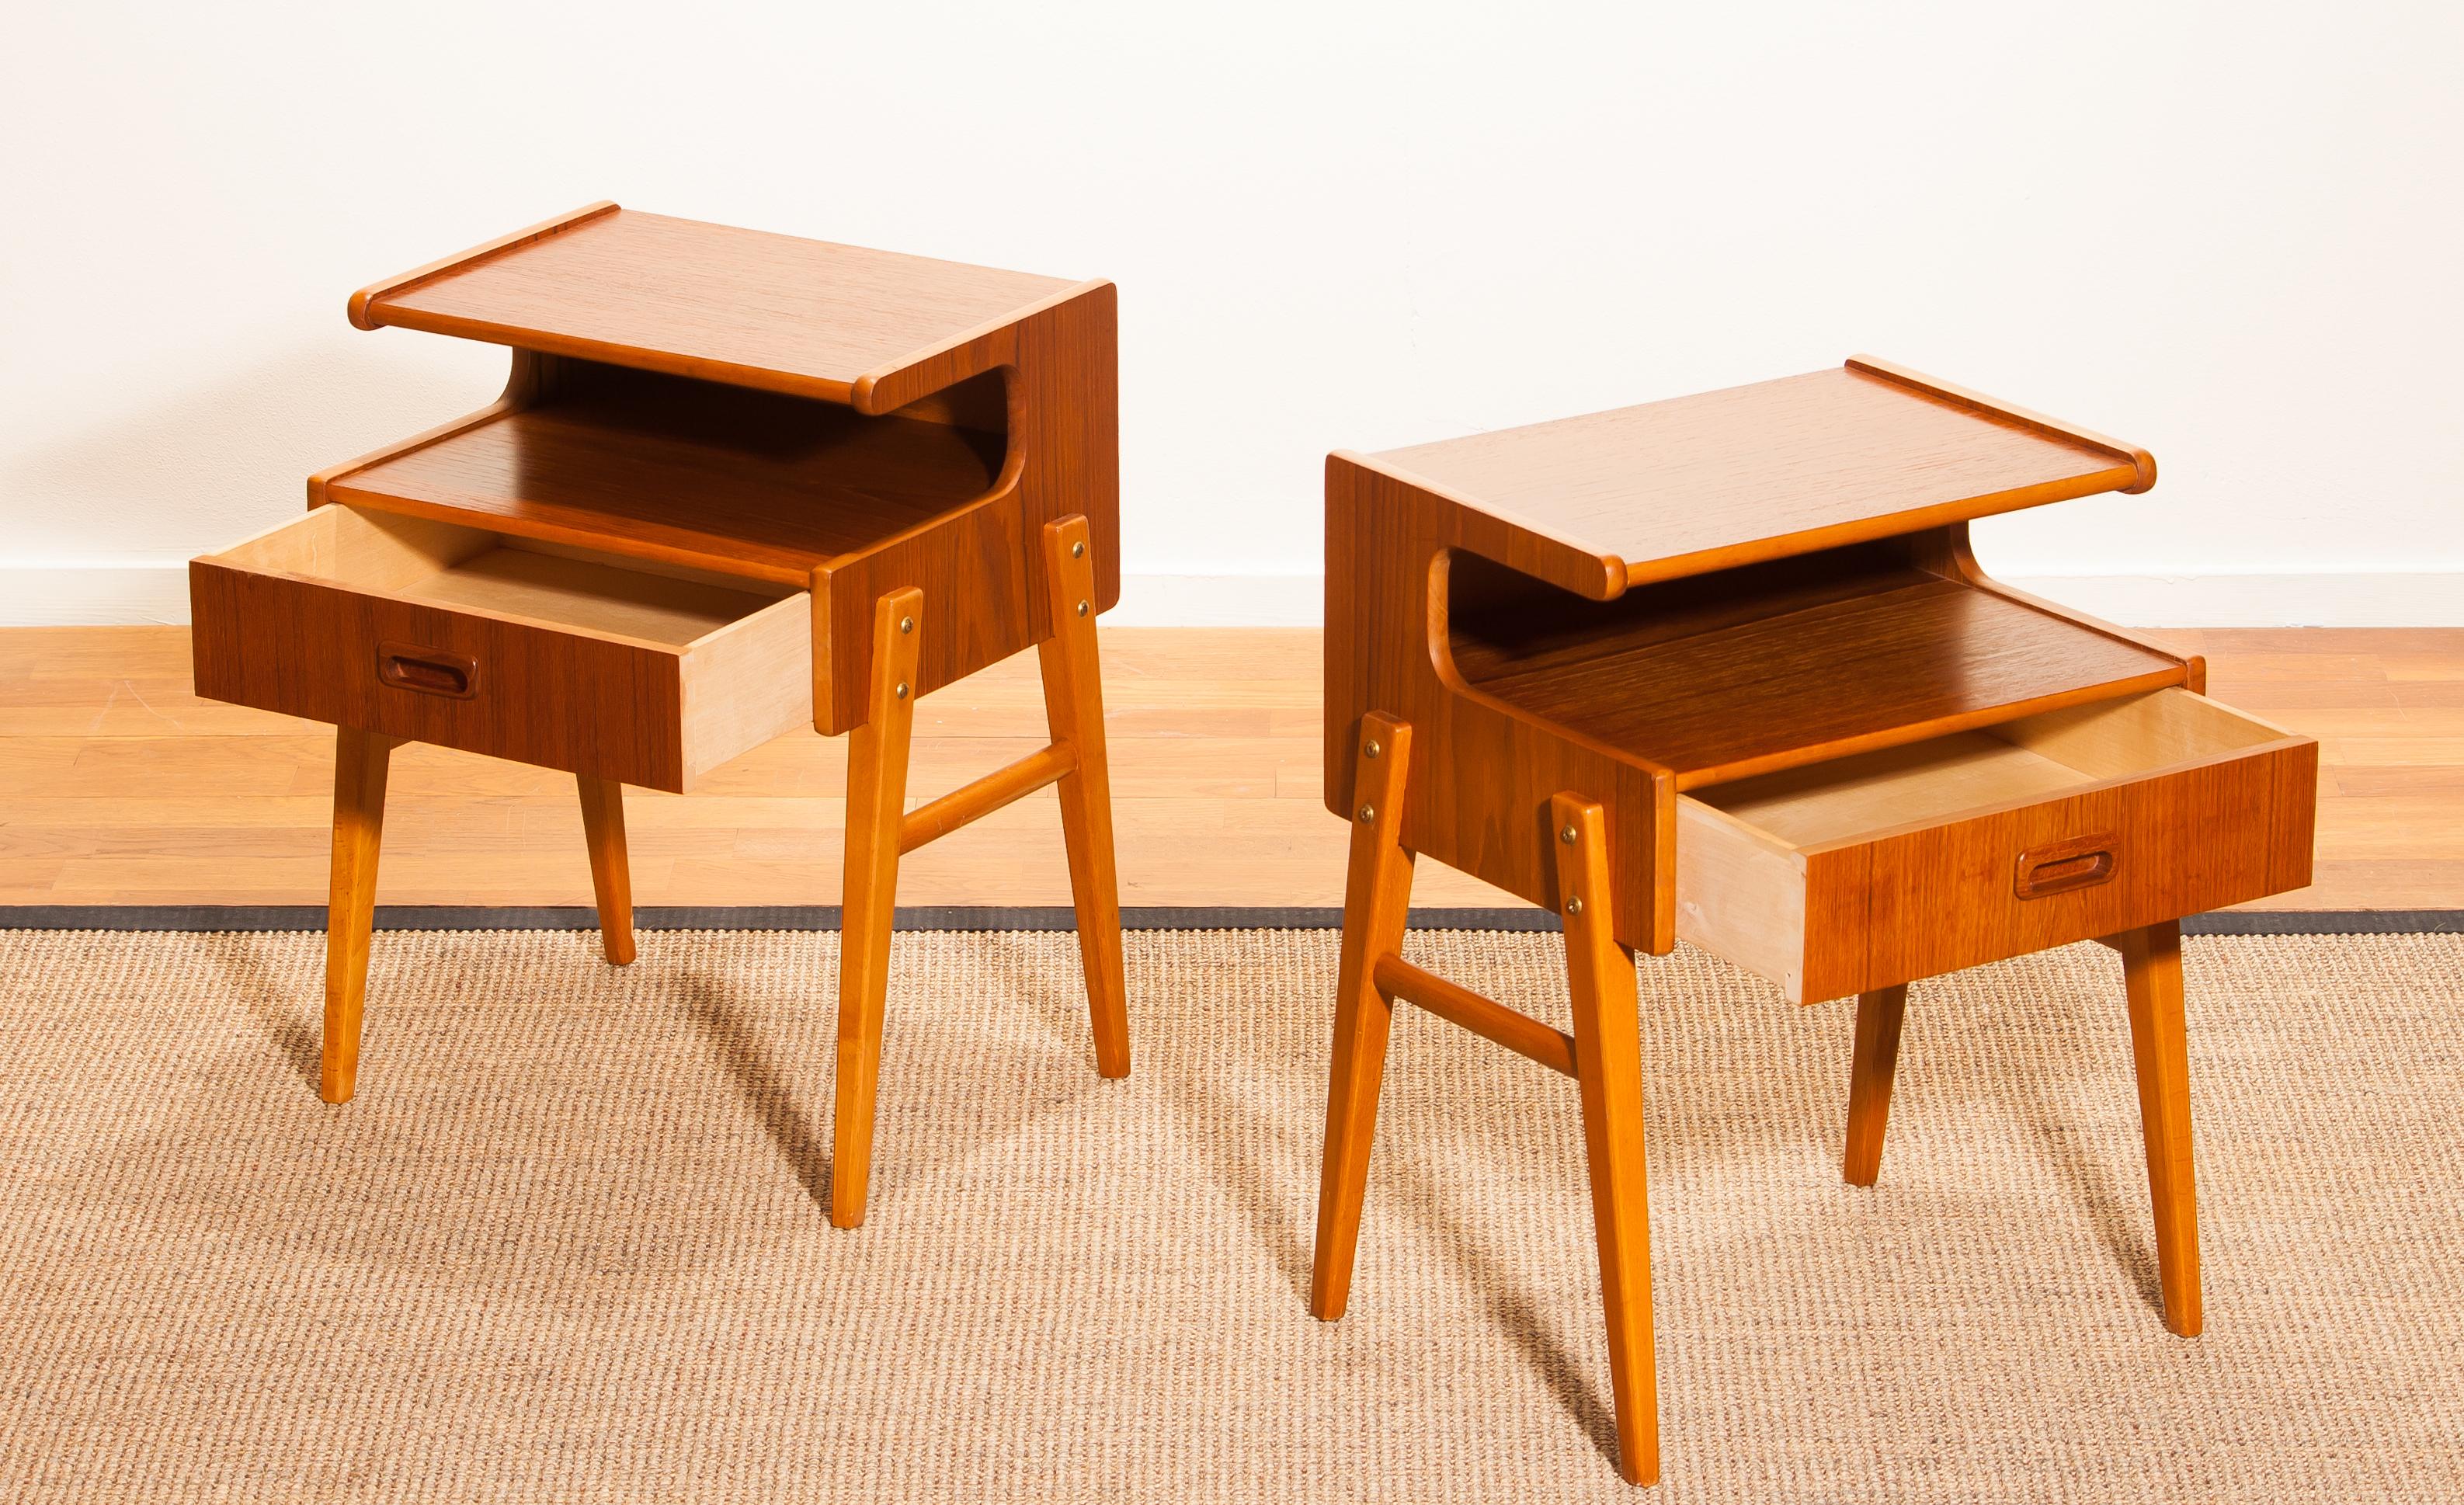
[
  {"xmin": 190, "ymin": 505, "xmax": 811, "ymax": 791},
  {"xmin": 1675, "ymin": 689, "xmax": 2316, "ymax": 1003}
]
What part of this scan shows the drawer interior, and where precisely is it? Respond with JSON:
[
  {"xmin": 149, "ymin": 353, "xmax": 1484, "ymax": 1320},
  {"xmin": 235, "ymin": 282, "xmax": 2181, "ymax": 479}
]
[
  {"xmin": 1688, "ymin": 688, "xmax": 2294, "ymax": 852},
  {"xmin": 209, "ymin": 505, "xmax": 801, "ymax": 647}
]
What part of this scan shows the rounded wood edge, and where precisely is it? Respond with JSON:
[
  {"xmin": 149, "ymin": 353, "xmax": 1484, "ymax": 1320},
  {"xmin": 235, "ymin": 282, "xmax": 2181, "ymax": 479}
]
[
  {"xmin": 346, "ymin": 200, "xmax": 622, "ymax": 333},
  {"xmin": 1846, "ymin": 353, "xmax": 2158, "ymax": 496},
  {"xmin": 851, "ymin": 276, "xmax": 1110, "ymax": 416},
  {"xmin": 1329, "ymin": 450, "xmax": 1627, "ymax": 603}
]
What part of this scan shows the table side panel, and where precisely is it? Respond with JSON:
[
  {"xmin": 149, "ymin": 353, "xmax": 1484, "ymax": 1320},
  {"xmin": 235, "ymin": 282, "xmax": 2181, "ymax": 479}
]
[
  {"xmin": 1326, "ymin": 456, "xmax": 1673, "ymax": 951},
  {"xmin": 811, "ymin": 495, "xmax": 1033, "ymax": 737}
]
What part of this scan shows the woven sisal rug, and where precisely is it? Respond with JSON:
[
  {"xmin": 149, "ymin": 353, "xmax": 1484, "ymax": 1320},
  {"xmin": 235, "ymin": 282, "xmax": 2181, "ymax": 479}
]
[{"xmin": 2, "ymin": 929, "xmax": 2459, "ymax": 1501}]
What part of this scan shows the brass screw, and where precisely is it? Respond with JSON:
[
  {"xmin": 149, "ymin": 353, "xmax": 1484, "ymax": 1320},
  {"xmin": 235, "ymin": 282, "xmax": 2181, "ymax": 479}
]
[
  {"xmin": 1071, "ymin": 540, "xmax": 1086, "ymax": 559},
  {"xmin": 895, "ymin": 682, "xmax": 910, "ymax": 700},
  {"xmin": 1559, "ymin": 825, "xmax": 1578, "ymax": 844},
  {"xmin": 899, "ymin": 616, "xmax": 913, "ymax": 634},
  {"xmin": 1357, "ymin": 804, "xmax": 1375, "ymax": 824},
  {"xmin": 1566, "ymin": 896, "xmax": 1584, "ymax": 916},
  {"xmin": 1364, "ymin": 739, "xmax": 1381, "ymax": 759},
  {"xmin": 1076, "ymin": 600, "xmax": 1090, "ymax": 617}
]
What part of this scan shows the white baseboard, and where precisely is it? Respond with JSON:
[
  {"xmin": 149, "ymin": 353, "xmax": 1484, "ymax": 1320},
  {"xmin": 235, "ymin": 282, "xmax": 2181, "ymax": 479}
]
[
  {"xmin": 2, "ymin": 564, "xmax": 2457, "ymax": 630},
  {"xmin": 2000, "ymin": 574, "xmax": 2464, "ymax": 628},
  {"xmin": 1107, "ymin": 572, "xmax": 1323, "ymax": 626},
  {"xmin": 1, "ymin": 566, "xmax": 194, "ymax": 627}
]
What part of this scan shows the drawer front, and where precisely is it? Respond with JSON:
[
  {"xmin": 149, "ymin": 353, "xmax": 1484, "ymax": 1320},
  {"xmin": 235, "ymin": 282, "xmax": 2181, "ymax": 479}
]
[
  {"xmin": 191, "ymin": 559, "xmax": 692, "ymax": 789},
  {"xmin": 1812, "ymin": 738, "xmax": 2316, "ymax": 998}
]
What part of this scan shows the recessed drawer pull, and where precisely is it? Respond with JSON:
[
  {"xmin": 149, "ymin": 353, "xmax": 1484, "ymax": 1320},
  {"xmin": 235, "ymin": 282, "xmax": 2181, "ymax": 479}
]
[
  {"xmin": 377, "ymin": 642, "xmax": 478, "ymax": 700},
  {"xmin": 2015, "ymin": 834, "xmax": 2118, "ymax": 899}
]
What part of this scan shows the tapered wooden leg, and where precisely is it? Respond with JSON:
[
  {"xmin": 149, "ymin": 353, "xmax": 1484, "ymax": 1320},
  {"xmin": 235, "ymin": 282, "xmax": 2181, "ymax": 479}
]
[
  {"xmin": 1037, "ymin": 516, "xmax": 1129, "ymax": 1079},
  {"xmin": 2118, "ymin": 919, "xmax": 2202, "ymax": 1336},
  {"xmin": 1843, "ymin": 983, "xmax": 1908, "ymax": 1187},
  {"xmin": 321, "ymin": 727, "xmax": 398, "ymax": 1104},
  {"xmin": 575, "ymin": 774, "xmax": 636, "ymax": 966},
  {"xmin": 1309, "ymin": 714, "xmax": 1416, "ymax": 1322},
  {"xmin": 1552, "ymin": 793, "xmax": 1660, "ymax": 1487},
  {"xmin": 831, "ymin": 587, "xmax": 923, "ymax": 1229}
]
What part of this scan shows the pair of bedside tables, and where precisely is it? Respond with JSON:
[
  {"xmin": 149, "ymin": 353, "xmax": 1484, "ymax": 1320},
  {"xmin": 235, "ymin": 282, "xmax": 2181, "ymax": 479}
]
[{"xmin": 186, "ymin": 205, "xmax": 2317, "ymax": 1488}]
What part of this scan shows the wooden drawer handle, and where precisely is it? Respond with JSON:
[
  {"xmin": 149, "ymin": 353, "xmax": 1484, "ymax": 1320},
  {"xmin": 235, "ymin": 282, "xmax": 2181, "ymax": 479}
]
[
  {"xmin": 377, "ymin": 641, "xmax": 478, "ymax": 700},
  {"xmin": 2015, "ymin": 833, "xmax": 2118, "ymax": 899}
]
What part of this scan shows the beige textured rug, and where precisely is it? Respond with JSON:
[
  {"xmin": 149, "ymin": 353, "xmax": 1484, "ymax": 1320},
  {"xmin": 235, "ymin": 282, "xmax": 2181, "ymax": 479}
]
[{"xmin": 2, "ymin": 928, "xmax": 2459, "ymax": 1502}]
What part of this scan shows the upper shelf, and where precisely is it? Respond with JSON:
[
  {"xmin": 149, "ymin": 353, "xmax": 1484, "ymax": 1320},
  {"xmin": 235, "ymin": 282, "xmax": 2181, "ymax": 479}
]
[
  {"xmin": 1358, "ymin": 356, "xmax": 2156, "ymax": 599},
  {"xmin": 349, "ymin": 203, "xmax": 1091, "ymax": 410}
]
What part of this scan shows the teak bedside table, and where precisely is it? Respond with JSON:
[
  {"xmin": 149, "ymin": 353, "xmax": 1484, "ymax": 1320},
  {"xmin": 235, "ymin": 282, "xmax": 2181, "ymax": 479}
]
[
  {"xmin": 188, "ymin": 203, "xmax": 1128, "ymax": 1226},
  {"xmin": 1306, "ymin": 357, "xmax": 2318, "ymax": 1485}
]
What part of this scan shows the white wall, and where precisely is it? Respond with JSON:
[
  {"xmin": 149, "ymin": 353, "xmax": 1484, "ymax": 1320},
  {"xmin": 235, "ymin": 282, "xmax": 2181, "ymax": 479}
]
[{"xmin": 5, "ymin": 1, "xmax": 2459, "ymax": 626}]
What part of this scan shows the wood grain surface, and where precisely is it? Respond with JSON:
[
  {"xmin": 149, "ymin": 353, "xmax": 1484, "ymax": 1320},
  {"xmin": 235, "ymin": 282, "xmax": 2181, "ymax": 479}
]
[
  {"xmin": 1325, "ymin": 455, "xmax": 1678, "ymax": 953},
  {"xmin": 0, "ymin": 627, "xmax": 2452, "ymax": 912},
  {"xmin": 2117, "ymin": 919, "xmax": 2204, "ymax": 1336},
  {"xmin": 358, "ymin": 208, "xmax": 1074, "ymax": 405},
  {"xmin": 1460, "ymin": 571, "xmax": 2184, "ymax": 788},
  {"xmin": 1551, "ymin": 792, "xmax": 1663, "ymax": 1486},
  {"xmin": 329, "ymin": 364, "xmax": 1003, "ymax": 586},
  {"xmin": 1367, "ymin": 362, "xmax": 2143, "ymax": 593},
  {"xmin": 1677, "ymin": 689, "xmax": 2317, "ymax": 1002}
]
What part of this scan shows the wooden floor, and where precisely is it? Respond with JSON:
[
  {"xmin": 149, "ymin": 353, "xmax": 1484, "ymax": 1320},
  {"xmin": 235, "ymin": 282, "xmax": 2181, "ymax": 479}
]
[{"xmin": 2, "ymin": 627, "xmax": 2455, "ymax": 911}]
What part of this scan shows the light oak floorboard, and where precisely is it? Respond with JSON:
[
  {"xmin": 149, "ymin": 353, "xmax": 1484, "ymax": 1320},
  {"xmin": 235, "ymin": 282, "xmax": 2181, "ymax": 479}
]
[{"xmin": 0, "ymin": 627, "xmax": 2454, "ymax": 909}]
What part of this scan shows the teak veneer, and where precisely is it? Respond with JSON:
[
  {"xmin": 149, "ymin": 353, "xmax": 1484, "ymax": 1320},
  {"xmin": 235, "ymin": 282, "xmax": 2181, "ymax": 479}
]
[
  {"xmin": 1309, "ymin": 358, "xmax": 2317, "ymax": 1486},
  {"xmin": 189, "ymin": 205, "xmax": 1130, "ymax": 1228}
]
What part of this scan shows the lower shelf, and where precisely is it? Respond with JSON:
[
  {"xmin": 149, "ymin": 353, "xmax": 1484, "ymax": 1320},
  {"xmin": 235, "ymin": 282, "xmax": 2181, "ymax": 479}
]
[
  {"xmin": 1448, "ymin": 549, "xmax": 2185, "ymax": 787},
  {"xmin": 323, "ymin": 365, "xmax": 1006, "ymax": 586}
]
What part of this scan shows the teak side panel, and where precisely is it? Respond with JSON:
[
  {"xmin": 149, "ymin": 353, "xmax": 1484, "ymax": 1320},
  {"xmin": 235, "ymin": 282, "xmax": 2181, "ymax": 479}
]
[
  {"xmin": 1013, "ymin": 283, "xmax": 1124, "ymax": 620},
  {"xmin": 357, "ymin": 208, "xmax": 1076, "ymax": 405},
  {"xmin": 189, "ymin": 561, "xmax": 690, "ymax": 790},
  {"xmin": 807, "ymin": 283, "xmax": 1119, "ymax": 735},
  {"xmin": 811, "ymin": 498, "xmax": 1030, "ymax": 735},
  {"xmin": 1325, "ymin": 455, "xmax": 1674, "ymax": 951},
  {"xmin": 1362, "ymin": 361, "xmax": 2147, "ymax": 593}
]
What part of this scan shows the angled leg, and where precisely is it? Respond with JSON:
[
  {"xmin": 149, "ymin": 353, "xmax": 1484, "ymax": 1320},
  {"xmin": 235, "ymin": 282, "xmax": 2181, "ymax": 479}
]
[
  {"xmin": 1309, "ymin": 714, "xmax": 1416, "ymax": 1321},
  {"xmin": 575, "ymin": 774, "xmax": 636, "ymax": 966},
  {"xmin": 1552, "ymin": 793, "xmax": 1661, "ymax": 1488},
  {"xmin": 830, "ymin": 587, "xmax": 923, "ymax": 1229},
  {"xmin": 321, "ymin": 726, "xmax": 398, "ymax": 1104},
  {"xmin": 1037, "ymin": 516, "xmax": 1129, "ymax": 1079},
  {"xmin": 1843, "ymin": 983, "xmax": 1908, "ymax": 1187},
  {"xmin": 2118, "ymin": 919, "xmax": 2202, "ymax": 1336}
]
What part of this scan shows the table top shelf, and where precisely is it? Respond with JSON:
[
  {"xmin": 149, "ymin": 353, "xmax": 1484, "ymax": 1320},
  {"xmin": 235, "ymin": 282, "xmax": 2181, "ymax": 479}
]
[
  {"xmin": 1364, "ymin": 357, "xmax": 2156, "ymax": 598},
  {"xmin": 350, "ymin": 203, "xmax": 1088, "ymax": 409},
  {"xmin": 323, "ymin": 364, "xmax": 1005, "ymax": 586},
  {"xmin": 1449, "ymin": 555, "xmax": 2183, "ymax": 789}
]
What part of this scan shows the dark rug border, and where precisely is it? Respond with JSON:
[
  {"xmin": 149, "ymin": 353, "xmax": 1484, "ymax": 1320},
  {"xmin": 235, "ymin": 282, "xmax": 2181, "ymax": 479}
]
[{"xmin": 0, "ymin": 905, "xmax": 2455, "ymax": 936}]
